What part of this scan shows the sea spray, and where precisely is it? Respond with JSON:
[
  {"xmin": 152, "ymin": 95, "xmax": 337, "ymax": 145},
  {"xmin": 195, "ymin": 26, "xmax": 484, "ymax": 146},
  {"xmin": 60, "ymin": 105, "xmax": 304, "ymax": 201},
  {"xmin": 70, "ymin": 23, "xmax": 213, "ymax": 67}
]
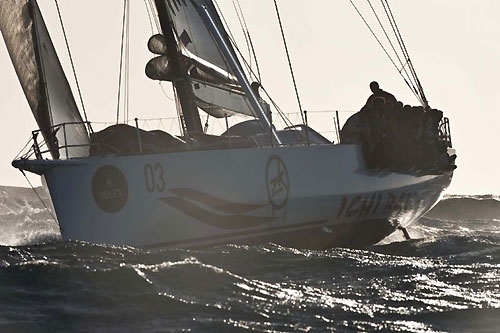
[
  {"xmin": 0, "ymin": 186, "xmax": 60, "ymax": 246},
  {"xmin": 0, "ymin": 188, "xmax": 499, "ymax": 331}
]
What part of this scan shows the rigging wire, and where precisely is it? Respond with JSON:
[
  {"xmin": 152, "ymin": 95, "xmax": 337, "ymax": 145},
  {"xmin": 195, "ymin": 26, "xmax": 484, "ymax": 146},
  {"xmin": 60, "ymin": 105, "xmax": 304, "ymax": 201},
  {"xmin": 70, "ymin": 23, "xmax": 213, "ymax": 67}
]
[
  {"xmin": 246, "ymin": 29, "xmax": 261, "ymax": 82},
  {"xmin": 14, "ymin": 135, "xmax": 35, "ymax": 160},
  {"xmin": 159, "ymin": 82, "xmax": 175, "ymax": 101},
  {"xmin": 231, "ymin": 43, "xmax": 293, "ymax": 127},
  {"xmin": 125, "ymin": 0, "xmax": 131, "ymax": 123},
  {"xmin": 116, "ymin": 0, "xmax": 127, "ymax": 123},
  {"xmin": 199, "ymin": 2, "xmax": 272, "ymax": 125},
  {"xmin": 232, "ymin": 1, "xmax": 252, "ymax": 70},
  {"xmin": 213, "ymin": 0, "xmax": 238, "ymax": 49},
  {"xmin": 203, "ymin": 2, "xmax": 258, "ymax": 91},
  {"xmin": 348, "ymin": 0, "xmax": 423, "ymax": 104},
  {"xmin": 273, "ymin": 0, "xmax": 307, "ymax": 127},
  {"xmin": 20, "ymin": 170, "xmax": 58, "ymax": 224},
  {"xmin": 235, "ymin": 0, "xmax": 261, "ymax": 81},
  {"xmin": 209, "ymin": 1, "xmax": 298, "ymax": 129},
  {"xmin": 143, "ymin": 1, "xmax": 176, "ymax": 118},
  {"xmin": 225, "ymin": 34, "xmax": 294, "ymax": 128},
  {"xmin": 54, "ymin": 0, "xmax": 91, "ymax": 130},
  {"xmin": 183, "ymin": 1, "xmax": 295, "ymax": 131},
  {"xmin": 143, "ymin": 0, "xmax": 156, "ymax": 33},
  {"xmin": 213, "ymin": 0, "xmax": 256, "ymax": 84},
  {"xmin": 381, "ymin": 0, "xmax": 428, "ymax": 107},
  {"xmin": 364, "ymin": 0, "xmax": 416, "ymax": 95},
  {"xmin": 214, "ymin": 6, "xmax": 294, "ymax": 129},
  {"xmin": 217, "ymin": 20, "xmax": 294, "ymax": 129},
  {"xmin": 116, "ymin": 0, "xmax": 131, "ymax": 124},
  {"xmin": 145, "ymin": 0, "xmax": 161, "ymax": 33},
  {"xmin": 380, "ymin": 0, "xmax": 420, "ymax": 97}
]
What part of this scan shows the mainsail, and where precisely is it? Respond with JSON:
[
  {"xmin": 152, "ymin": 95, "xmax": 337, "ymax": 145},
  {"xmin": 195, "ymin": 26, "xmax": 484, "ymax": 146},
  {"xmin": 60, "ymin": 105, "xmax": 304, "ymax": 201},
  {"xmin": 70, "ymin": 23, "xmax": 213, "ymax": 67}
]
[
  {"xmin": 191, "ymin": 79, "xmax": 264, "ymax": 118},
  {"xmin": 0, "ymin": 0, "xmax": 89, "ymax": 159},
  {"xmin": 165, "ymin": 0, "xmax": 236, "ymax": 83},
  {"xmin": 154, "ymin": 0, "xmax": 258, "ymax": 119}
]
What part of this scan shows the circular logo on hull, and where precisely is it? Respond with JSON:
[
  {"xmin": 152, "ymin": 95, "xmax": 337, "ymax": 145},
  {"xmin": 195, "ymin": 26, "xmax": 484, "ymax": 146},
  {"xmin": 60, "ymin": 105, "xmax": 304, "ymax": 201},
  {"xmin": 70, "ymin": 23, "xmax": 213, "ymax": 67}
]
[
  {"xmin": 266, "ymin": 155, "xmax": 290, "ymax": 209},
  {"xmin": 92, "ymin": 165, "xmax": 128, "ymax": 213}
]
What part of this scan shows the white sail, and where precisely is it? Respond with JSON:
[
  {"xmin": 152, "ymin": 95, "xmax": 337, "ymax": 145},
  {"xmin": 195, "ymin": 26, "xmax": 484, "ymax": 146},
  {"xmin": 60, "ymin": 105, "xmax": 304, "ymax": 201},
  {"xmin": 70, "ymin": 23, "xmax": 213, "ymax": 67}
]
[
  {"xmin": 166, "ymin": 0, "xmax": 235, "ymax": 80},
  {"xmin": 162, "ymin": 0, "xmax": 264, "ymax": 119},
  {"xmin": 192, "ymin": 80, "xmax": 256, "ymax": 118},
  {"xmin": 0, "ymin": 0, "xmax": 89, "ymax": 159}
]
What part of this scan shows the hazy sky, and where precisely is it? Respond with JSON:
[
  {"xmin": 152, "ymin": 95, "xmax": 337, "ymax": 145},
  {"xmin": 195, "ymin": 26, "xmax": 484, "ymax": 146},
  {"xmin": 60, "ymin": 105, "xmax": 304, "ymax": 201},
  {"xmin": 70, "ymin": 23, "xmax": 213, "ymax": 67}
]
[{"xmin": 0, "ymin": 0, "xmax": 498, "ymax": 194}]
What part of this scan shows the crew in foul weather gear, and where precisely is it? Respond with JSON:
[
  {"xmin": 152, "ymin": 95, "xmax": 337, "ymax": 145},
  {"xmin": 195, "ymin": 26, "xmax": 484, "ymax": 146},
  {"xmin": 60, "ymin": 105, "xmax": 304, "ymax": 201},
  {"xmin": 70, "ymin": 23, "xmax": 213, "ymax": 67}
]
[{"xmin": 340, "ymin": 82, "xmax": 456, "ymax": 173}]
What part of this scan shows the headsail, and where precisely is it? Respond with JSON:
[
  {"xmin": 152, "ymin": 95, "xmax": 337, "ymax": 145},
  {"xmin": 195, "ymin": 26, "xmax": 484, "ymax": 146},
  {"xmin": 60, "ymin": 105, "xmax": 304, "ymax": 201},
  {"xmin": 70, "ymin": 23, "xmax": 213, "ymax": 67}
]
[
  {"xmin": 165, "ymin": 0, "xmax": 237, "ymax": 83},
  {"xmin": 0, "ymin": 0, "xmax": 89, "ymax": 159},
  {"xmin": 153, "ymin": 0, "xmax": 258, "ymax": 119}
]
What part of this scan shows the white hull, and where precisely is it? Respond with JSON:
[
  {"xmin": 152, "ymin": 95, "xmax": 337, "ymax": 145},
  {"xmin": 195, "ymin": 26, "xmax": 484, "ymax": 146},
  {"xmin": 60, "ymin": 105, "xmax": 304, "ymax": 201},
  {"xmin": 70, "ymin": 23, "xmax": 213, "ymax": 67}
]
[{"xmin": 22, "ymin": 144, "xmax": 452, "ymax": 249}]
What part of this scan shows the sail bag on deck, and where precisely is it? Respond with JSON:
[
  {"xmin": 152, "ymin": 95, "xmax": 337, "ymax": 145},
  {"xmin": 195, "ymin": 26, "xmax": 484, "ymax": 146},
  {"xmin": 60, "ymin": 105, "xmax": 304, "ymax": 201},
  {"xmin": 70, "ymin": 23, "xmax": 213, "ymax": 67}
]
[{"xmin": 0, "ymin": 0, "xmax": 89, "ymax": 159}]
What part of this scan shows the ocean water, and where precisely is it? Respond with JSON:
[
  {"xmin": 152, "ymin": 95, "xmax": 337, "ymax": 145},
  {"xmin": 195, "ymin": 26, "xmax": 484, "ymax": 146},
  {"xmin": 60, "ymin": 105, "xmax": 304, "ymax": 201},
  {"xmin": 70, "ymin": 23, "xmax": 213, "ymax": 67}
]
[{"xmin": 0, "ymin": 187, "xmax": 499, "ymax": 332}]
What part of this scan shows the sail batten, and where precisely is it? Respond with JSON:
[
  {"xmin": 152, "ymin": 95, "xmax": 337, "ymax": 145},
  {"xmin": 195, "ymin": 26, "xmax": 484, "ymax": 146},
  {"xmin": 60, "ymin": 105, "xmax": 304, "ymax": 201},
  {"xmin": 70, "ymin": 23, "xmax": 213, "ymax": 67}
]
[{"xmin": 0, "ymin": 0, "xmax": 89, "ymax": 159}]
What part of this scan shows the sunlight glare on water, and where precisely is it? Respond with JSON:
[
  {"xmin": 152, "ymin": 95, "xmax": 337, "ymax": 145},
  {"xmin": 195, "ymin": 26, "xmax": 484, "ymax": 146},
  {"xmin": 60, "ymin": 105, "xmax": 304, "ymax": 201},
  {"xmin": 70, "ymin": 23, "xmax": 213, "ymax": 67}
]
[{"xmin": 0, "ymin": 192, "xmax": 500, "ymax": 331}]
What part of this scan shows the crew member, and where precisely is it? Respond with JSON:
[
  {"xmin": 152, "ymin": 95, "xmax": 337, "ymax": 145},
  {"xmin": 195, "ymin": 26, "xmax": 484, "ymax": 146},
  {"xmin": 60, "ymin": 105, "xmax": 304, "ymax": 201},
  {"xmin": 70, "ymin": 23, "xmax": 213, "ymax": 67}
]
[
  {"xmin": 251, "ymin": 82, "xmax": 261, "ymax": 99},
  {"xmin": 251, "ymin": 81, "xmax": 272, "ymax": 120},
  {"xmin": 366, "ymin": 81, "xmax": 397, "ymax": 106}
]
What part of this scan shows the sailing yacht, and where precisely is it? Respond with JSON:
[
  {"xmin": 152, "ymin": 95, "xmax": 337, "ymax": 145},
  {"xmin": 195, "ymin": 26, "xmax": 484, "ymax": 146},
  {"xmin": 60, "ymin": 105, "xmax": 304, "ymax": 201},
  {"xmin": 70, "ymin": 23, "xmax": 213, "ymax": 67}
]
[{"xmin": 0, "ymin": 0, "xmax": 455, "ymax": 249}]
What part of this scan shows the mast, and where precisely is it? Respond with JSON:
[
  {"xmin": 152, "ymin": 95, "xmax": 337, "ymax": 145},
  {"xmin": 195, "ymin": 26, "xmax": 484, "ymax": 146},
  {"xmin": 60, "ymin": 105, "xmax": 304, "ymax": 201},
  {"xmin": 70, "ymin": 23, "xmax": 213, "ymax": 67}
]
[{"xmin": 154, "ymin": 0, "xmax": 203, "ymax": 135}]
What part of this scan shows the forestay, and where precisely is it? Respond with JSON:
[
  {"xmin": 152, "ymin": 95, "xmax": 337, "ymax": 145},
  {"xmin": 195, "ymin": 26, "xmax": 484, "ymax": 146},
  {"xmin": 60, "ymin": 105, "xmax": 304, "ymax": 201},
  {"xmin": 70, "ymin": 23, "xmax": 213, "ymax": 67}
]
[{"xmin": 0, "ymin": 0, "xmax": 89, "ymax": 159}]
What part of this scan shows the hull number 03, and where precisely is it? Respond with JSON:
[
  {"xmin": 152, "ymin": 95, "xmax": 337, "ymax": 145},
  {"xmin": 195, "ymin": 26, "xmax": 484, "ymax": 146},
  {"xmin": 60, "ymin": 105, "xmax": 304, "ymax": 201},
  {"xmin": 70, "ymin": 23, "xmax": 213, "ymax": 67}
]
[{"xmin": 144, "ymin": 163, "xmax": 165, "ymax": 193}]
